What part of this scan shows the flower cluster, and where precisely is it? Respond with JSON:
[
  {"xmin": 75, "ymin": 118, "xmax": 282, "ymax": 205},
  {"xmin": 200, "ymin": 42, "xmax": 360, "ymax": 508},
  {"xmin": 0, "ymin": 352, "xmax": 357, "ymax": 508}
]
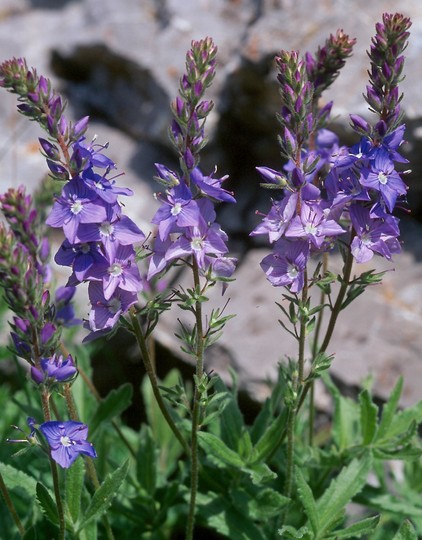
[
  {"xmin": 148, "ymin": 38, "xmax": 236, "ymax": 284},
  {"xmin": 0, "ymin": 58, "xmax": 146, "ymax": 340},
  {"xmin": 0, "ymin": 187, "xmax": 77, "ymax": 375},
  {"xmin": 252, "ymin": 13, "xmax": 410, "ymax": 291}
]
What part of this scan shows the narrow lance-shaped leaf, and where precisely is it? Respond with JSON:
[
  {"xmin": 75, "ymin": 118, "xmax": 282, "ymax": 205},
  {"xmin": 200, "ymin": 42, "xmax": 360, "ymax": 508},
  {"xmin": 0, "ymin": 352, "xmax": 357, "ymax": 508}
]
[
  {"xmin": 392, "ymin": 520, "xmax": 418, "ymax": 540},
  {"xmin": 36, "ymin": 482, "xmax": 59, "ymax": 526},
  {"xmin": 78, "ymin": 459, "xmax": 130, "ymax": 531},
  {"xmin": 295, "ymin": 468, "xmax": 319, "ymax": 535},
  {"xmin": 359, "ymin": 389, "xmax": 378, "ymax": 445},
  {"xmin": 65, "ymin": 457, "xmax": 85, "ymax": 524},
  {"xmin": 88, "ymin": 383, "xmax": 133, "ymax": 437},
  {"xmin": 316, "ymin": 454, "xmax": 372, "ymax": 536}
]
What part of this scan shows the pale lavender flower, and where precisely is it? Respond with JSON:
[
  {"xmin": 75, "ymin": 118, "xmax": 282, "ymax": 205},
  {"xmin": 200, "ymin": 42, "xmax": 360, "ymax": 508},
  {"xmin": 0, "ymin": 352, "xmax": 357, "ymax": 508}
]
[{"xmin": 260, "ymin": 239, "xmax": 309, "ymax": 292}]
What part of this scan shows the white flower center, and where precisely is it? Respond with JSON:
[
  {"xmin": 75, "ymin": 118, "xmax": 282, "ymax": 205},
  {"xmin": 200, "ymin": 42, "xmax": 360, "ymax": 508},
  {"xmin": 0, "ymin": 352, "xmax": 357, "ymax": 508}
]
[
  {"xmin": 108, "ymin": 263, "xmax": 123, "ymax": 276},
  {"xmin": 94, "ymin": 181, "xmax": 105, "ymax": 190},
  {"xmin": 70, "ymin": 200, "xmax": 83, "ymax": 214},
  {"xmin": 361, "ymin": 232, "xmax": 371, "ymax": 246},
  {"xmin": 287, "ymin": 263, "xmax": 298, "ymax": 279},
  {"xmin": 171, "ymin": 202, "xmax": 182, "ymax": 216},
  {"xmin": 378, "ymin": 172, "xmax": 388, "ymax": 185},
  {"xmin": 190, "ymin": 237, "xmax": 204, "ymax": 251},
  {"xmin": 108, "ymin": 297, "xmax": 122, "ymax": 314},
  {"xmin": 60, "ymin": 435, "xmax": 72, "ymax": 447},
  {"xmin": 100, "ymin": 221, "xmax": 114, "ymax": 237},
  {"xmin": 304, "ymin": 223, "xmax": 317, "ymax": 236}
]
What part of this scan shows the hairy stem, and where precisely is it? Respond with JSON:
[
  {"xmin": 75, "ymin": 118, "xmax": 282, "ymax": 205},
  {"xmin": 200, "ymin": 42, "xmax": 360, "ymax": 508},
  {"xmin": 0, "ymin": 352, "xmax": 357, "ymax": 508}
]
[
  {"xmin": 0, "ymin": 471, "xmax": 25, "ymax": 537},
  {"xmin": 186, "ymin": 259, "xmax": 206, "ymax": 540}
]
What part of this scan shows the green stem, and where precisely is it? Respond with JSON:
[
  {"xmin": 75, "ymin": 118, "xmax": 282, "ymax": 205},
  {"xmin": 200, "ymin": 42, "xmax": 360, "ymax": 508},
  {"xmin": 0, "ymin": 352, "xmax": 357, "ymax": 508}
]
[
  {"xmin": 308, "ymin": 253, "xmax": 328, "ymax": 445},
  {"xmin": 0, "ymin": 471, "xmax": 25, "ymax": 537},
  {"xmin": 319, "ymin": 248, "xmax": 354, "ymax": 354},
  {"xmin": 297, "ymin": 249, "xmax": 354, "ymax": 414},
  {"xmin": 186, "ymin": 260, "xmax": 206, "ymax": 540},
  {"xmin": 50, "ymin": 457, "xmax": 66, "ymax": 540},
  {"xmin": 129, "ymin": 307, "xmax": 190, "ymax": 455}
]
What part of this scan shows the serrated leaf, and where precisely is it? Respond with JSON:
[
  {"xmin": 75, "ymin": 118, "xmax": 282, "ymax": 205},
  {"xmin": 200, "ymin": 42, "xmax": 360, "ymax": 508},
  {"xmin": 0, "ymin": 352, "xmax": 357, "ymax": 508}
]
[
  {"xmin": 317, "ymin": 454, "xmax": 372, "ymax": 536},
  {"xmin": 392, "ymin": 520, "xmax": 418, "ymax": 540},
  {"xmin": 196, "ymin": 492, "xmax": 266, "ymax": 540},
  {"xmin": 376, "ymin": 377, "xmax": 403, "ymax": 441},
  {"xmin": 278, "ymin": 525, "xmax": 312, "ymax": 539},
  {"xmin": 198, "ymin": 431, "xmax": 244, "ymax": 468},
  {"xmin": 326, "ymin": 515, "xmax": 380, "ymax": 539},
  {"xmin": 36, "ymin": 482, "xmax": 59, "ymax": 525},
  {"xmin": 89, "ymin": 383, "xmax": 133, "ymax": 437},
  {"xmin": 296, "ymin": 468, "xmax": 319, "ymax": 534},
  {"xmin": 136, "ymin": 424, "xmax": 157, "ymax": 495},
  {"xmin": 78, "ymin": 459, "xmax": 129, "ymax": 531},
  {"xmin": 387, "ymin": 401, "xmax": 422, "ymax": 440},
  {"xmin": 356, "ymin": 488, "xmax": 422, "ymax": 518},
  {"xmin": 249, "ymin": 410, "xmax": 287, "ymax": 464},
  {"xmin": 359, "ymin": 389, "xmax": 378, "ymax": 445},
  {"xmin": 242, "ymin": 462, "xmax": 277, "ymax": 485},
  {"xmin": 0, "ymin": 463, "xmax": 37, "ymax": 498},
  {"xmin": 231, "ymin": 487, "xmax": 289, "ymax": 521},
  {"xmin": 66, "ymin": 456, "xmax": 85, "ymax": 523}
]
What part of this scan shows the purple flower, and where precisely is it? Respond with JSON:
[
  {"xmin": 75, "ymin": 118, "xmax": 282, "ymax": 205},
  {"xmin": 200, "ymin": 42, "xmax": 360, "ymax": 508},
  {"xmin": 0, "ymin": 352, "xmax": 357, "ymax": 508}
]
[
  {"xmin": 86, "ymin": 243, "xmax": 143, "ymax": 300},
  {"xmin": 350, "ymin": 204, "xmax": 401, "ymax": 263},
  {"xmin": 165, "ymin": 220, "xmax": 228, "ymax": 270},
  {"xmin": 285, "ymin": 202, "xmax": 345, "ymax": 249},
  {"xmin": 55, "ymin": 286, "xmax": 82, "ymax": 326},
  {"xmin": 39, "ymin": 421, "xmax": 96, "ymax": 469},
  {"xmin": 190, "ymin": 167, "xmax": 236, "ymax": 203},
  {"xmin": 260, "ymin": 239, "xmax": 309, "ymax": 292},
  {"xmin": 55, "ymin": 240, "xmax": 107, "ymax": 282},
  {"xmin": 152, "ymin": 181, "xmax": 200, "ymax": 241},
  {"xmin": 46, "ymin": 178, "xmax": 108, "ymax": 243},
  {"xmin": 87, "ymin": 281, "xmax": 138, "ymax": 332},
  {"xmin": 72, "ymin": 136, "xmax": 116, "ymax": 171},
  {"xmin": 76, "ymin": 215, "xmax": 145, "ymax": 258},
  {"xmin": 250, "ymin": 192, "xmax": 298, "ymax": 243},
  {"xmin": 82, "ymin": 169, "xmax": 134, "ymax": 204},
  {"xmin": 360, "ymin": 151, "xmax": 407, "ymax": 212},
  {"xmin": 31, "ymin": 353, "xmax": 77, "ymax": 385}
]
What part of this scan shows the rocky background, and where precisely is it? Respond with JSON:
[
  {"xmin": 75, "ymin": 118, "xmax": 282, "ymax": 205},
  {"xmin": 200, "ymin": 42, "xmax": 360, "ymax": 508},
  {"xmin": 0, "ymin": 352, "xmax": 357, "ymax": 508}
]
[{"xmin": 0, "ymin": 0, "xmax": 421, "ymax": 420}]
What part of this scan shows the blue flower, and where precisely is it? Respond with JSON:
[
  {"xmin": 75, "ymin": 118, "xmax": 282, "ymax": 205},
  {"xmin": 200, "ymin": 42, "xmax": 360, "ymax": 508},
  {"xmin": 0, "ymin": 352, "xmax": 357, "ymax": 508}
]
[{"xmin": 39, "ymin": 421, "xmax": 96, "ymax": 469}]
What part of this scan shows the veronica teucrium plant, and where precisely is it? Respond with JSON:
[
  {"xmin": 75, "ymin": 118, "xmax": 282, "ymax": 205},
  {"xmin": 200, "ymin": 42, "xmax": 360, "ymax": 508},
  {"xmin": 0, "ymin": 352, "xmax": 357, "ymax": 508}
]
[{"xmin": 0, "ymin": 12, "xmax": 421, "ymax": 540}]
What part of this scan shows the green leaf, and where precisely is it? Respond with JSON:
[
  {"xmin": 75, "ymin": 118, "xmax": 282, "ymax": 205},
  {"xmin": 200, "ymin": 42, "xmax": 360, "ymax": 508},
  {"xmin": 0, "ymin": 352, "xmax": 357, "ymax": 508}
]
[
  {"xmin": 214, "ymin": 377, "xmax": 245, "ymax": 452},
  {"xmin": 317, "ymin": 454, "xmax": 372, "ymax": 536},
  {"xmin": 0, "ymin": 463, "xmax": 37, "ymax": 498},
  {"xmin": 296, "ymin": 468, "xmax": 319, "ymax": 534},
  {"xmin": 78, "ymin": 459, "xmax": 130, "ymax": 531},
  {"xmin": 88, "ymin": 383, "xmax": 133, "ymax": 437},
  {"xmin": 66, "ymin": 456, "xmax": 85, "ymax": 524},
  {"xmin": 376, "ymin": 377, "xmax": 403, "ymax": 441},
  {"xmin": 196, "ymin": 492, "xmax": 266, "ymax": 540},
  {"xmin": 359, "ymin": 389, "xmax": 378, "ymax": 445},
  {"xmin": 36, "ymin": 482, "xmax": 59, "ymax": 525},
  {"xmin": 242, "ymin": 462, "xmax": 277, "ymax": 485},
  {"xmin": 356, "ymin": 488, "xmax": 422, "ymax": 518},
  {"xmin": 324, "ymin": 375, "xmax": 359, "ymax": 450},
  {"xmin": 387, "ymin": 401, "xmax": 422, "ymax": 440},
  {"xmin": 249, "ymin": 410, "xmax": 287, "ymax": 464},
  {"xmin": 136, "ymin": 424, "xmax": 157, "ymax": 495},
  {"xmin": 198, "ymin": 431, "xmax": 244, "ymax": 468},
  {"xmin": 278, "ymin": 525, "xmax": 312, "ymax": 539},
  {"xmin": 231, "ymin": 487, "xmax": 289, "ymax": 521},
  {"xmin": 326, "ymin": 515, "xmax": 380, "ymax": 539},
  {"xmin": 392, "ymin": 520, "xmax": 418, "ymax": 540}
]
